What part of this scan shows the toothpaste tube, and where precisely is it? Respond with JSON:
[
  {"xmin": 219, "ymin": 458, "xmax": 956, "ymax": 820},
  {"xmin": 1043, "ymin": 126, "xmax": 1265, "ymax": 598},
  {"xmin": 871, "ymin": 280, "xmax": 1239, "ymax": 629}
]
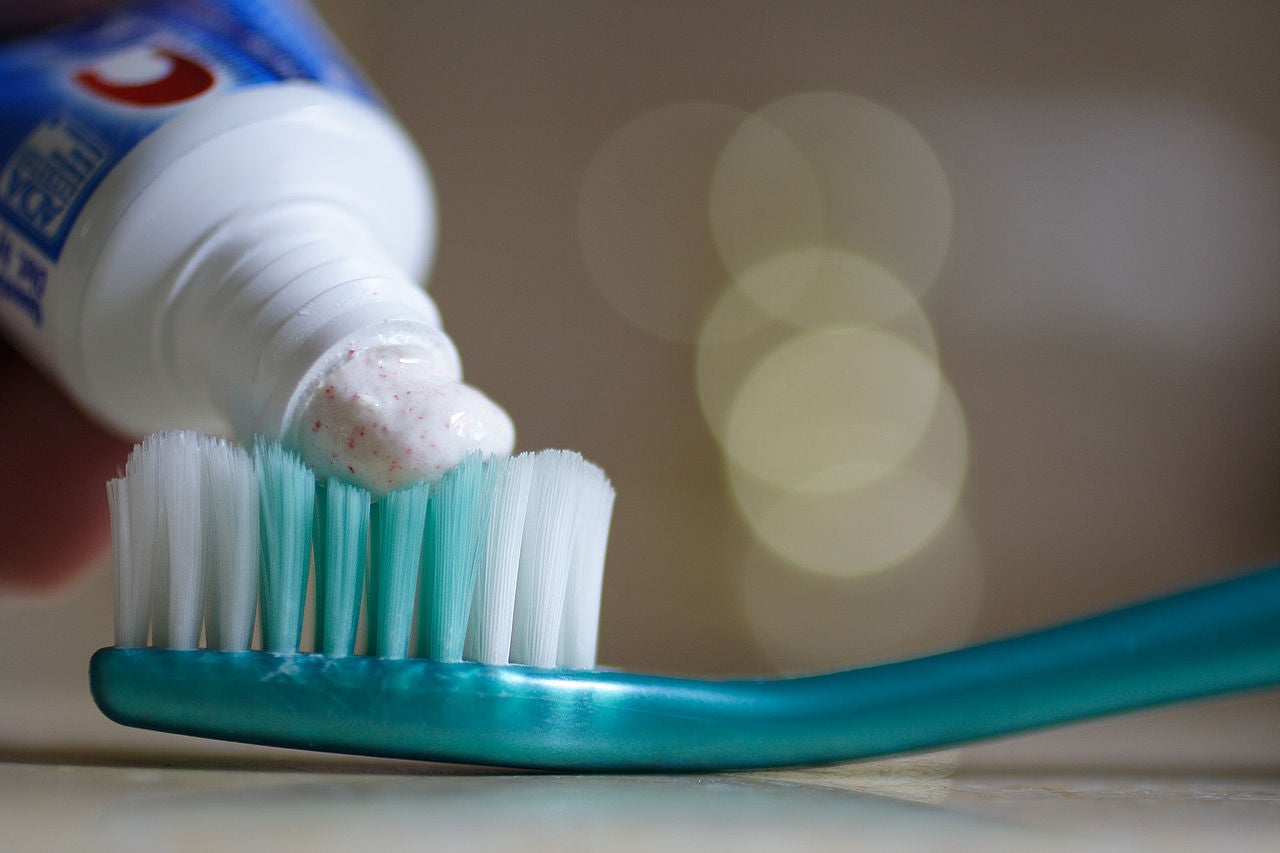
[{"xmin": 0, "ymin": 0, "xmax": 514, "ymax": 493}]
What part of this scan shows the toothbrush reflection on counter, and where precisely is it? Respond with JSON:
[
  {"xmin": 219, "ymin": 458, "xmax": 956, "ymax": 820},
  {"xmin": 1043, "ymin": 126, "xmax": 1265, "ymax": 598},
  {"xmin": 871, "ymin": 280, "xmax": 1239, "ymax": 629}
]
[{"xmin": 90, "ymin": 430, "xmax": 1280, "ymax": 771}]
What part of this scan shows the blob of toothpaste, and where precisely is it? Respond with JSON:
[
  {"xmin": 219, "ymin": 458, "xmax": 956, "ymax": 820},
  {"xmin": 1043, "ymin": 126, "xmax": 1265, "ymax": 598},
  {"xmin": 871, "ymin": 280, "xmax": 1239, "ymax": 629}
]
[{"xmin": 292, "ymin": 344, "xmax": 515, "ymax": 495}]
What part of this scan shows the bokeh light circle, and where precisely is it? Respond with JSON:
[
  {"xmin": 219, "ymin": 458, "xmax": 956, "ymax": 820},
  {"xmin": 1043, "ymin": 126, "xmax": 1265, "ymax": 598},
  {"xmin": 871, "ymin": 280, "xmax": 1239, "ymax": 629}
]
[
  {"xmin": 695, "ymin": 285, "xmax": 789, "ymax": 445},
  {"xmin": 705, "ymin": 112, "xmax": 826, "ymax": 280},
  {"xmin": 727, "ymin": 374, "xmax": 968, "ymax": 578},
  {"xmin": 723, "ymin": 326, "xmax": 942, "ymax": 493},
  {"xmin": 711, "ymin": 91, "xmax": 953, "ymax": 296},
  {"xmin": 695, "ymin": 251, "xmax": 938, "ymax": 448},
  {"xmin": 577, "ymin": 101, "xmax": 748, "ymax": 340},
  {"xmin": 732, "ymin": 247, "xmax": 923, "ymax": 333}
]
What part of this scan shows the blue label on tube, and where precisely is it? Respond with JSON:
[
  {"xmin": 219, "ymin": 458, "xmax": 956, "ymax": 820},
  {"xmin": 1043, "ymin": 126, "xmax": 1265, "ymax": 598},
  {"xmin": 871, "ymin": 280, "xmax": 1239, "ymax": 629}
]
[{"xmin": 0, "ymin": 0, "xmax": 374, "ymax": 329}]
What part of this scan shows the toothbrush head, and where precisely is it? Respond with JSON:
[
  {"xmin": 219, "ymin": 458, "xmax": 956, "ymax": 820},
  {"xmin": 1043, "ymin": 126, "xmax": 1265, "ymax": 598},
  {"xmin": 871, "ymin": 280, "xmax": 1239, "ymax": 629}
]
[{"xmin": 105, "ymin": 431, "xmax": 615, "ymax": 667}]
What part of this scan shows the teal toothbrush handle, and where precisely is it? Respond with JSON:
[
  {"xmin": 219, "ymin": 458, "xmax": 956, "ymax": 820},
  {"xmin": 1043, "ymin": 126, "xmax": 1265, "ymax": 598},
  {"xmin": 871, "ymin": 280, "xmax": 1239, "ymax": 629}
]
[{"xmin": 90, "ymin": 562, "xmax": 1280, "ymax": 771}]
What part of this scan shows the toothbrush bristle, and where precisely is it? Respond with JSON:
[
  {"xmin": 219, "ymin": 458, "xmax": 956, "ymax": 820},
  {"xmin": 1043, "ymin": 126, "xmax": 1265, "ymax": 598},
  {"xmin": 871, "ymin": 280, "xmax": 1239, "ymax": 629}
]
[
  {"xmin": 253, "ymin": 440, "xmax": 316, "ymax": 653},
  {"xmin": 107, "ymin": 432, "xmax": 615, "ymax": 670},
  {"xmin": 119, "ymin": 435, "xmax": 162, "ymax": 646},
  {"xmin": 367, "ymin": 480, "xmax": 429, "ymax": 658},
  {"xmin": 105, "ymin": 477, "xmax": 139, "ymax": 646},
  {"xmin": 202, "ymin": 437, "xmax": 258, "ymax": 651},
  {"xmin": 419, "ymin": 452, "xmax": 494, "ymax": 662},
  {"xmin": 558, "ymin": 462, "xmax": 617, "ymax": 669},
  {"xmin": 159, "ymin": 432, "xmax": 206, "ymax": 650},
  {"xmin": 511, "ymin": 450, "xmax": 588, "ymax": 668},
  {"xmin": 465, "ymin": 453, "xmax": 534, "ymax": 665},
  {"xmin": 314, "ymin": 478, "xmax": 370, "ymax": 656}
]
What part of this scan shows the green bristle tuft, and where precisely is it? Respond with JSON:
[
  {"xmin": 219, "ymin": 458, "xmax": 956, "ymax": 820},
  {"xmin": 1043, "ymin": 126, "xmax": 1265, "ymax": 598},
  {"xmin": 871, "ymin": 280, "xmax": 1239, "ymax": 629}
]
[
  {"xmin": 253, "ymin": 438, "xmax": 315, "ymax": 654},
  {"xmin": 314, "ymin": 478, "xmax": 370, "ymax": 657},
  {"xmin": 418, "ymin": 452, "xmax": 495, "ymax": 662},
  {"xmin": 368, "ymin": 480, "xmax": 430, "ymax": 658}
]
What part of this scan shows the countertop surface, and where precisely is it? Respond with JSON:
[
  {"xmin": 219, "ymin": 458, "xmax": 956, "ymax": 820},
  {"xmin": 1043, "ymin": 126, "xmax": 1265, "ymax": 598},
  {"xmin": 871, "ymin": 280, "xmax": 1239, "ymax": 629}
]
[{"xmin": 2, "ymin": 738, "xmax": 1278, "ymax": 851}]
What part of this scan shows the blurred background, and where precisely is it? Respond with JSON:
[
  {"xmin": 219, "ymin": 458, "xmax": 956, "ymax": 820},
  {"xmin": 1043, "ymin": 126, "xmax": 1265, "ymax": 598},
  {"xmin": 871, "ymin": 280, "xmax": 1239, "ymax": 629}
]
[
  {"xmin": 313, "ymin": 0, "xmax": 1280, "ymax": 672},
  {"xmin": 3, "ymin": 0, "xmax": 1278, "ymax": 771}
]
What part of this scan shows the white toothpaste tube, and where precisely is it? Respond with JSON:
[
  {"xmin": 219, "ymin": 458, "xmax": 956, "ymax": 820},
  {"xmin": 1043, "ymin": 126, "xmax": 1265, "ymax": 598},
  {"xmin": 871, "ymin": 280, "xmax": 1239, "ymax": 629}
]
[{"xmin": 0, "ymin": 0, "xmax": 513, "ymax": 493}]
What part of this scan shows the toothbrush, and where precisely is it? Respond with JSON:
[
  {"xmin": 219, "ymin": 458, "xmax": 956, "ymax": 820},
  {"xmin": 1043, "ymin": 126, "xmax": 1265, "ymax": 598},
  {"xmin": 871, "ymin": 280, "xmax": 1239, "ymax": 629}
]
[{"xmin": 91, "ymin": 432, "xmax": 1280, "ymax": 772}]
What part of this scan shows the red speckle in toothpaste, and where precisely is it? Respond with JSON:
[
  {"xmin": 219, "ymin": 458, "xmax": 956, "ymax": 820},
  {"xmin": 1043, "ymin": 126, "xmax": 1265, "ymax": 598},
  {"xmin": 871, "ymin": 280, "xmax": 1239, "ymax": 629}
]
[
  {"xmin": 347, "ymin": 465, "xmax": 355, "ymax": 474},
  {"xmin": 312, "ymin": 420, "xmax": 322, "ymax": 432}
]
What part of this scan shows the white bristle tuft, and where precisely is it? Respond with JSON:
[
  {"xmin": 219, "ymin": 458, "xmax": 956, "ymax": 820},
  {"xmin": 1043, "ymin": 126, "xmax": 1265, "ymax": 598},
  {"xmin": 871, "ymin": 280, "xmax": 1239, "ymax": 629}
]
[
  {"xmin": 106, "ymin": 475, "xmax": 147, "ymax": 647},
  {"xmin": 557, "ymin": 462, "xmax": 616, "ymax": 669},
  {"xmin": 157, "ymin": 431, "xmax": 206, "ymax": 649},
  {"xmin": 464, "ymin": 453, "xmax": 533, "ymax": 665},
  {"xmin": 122, "ymin": 435, "xmax": 163, "ymax": 648},
  {"xmin": 510, "ymin": 450, "xmax": 586, "ymax": 668},
  {"xmin": 202, "ymin": 437, "xmax": 259, "ymax": 651}
]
